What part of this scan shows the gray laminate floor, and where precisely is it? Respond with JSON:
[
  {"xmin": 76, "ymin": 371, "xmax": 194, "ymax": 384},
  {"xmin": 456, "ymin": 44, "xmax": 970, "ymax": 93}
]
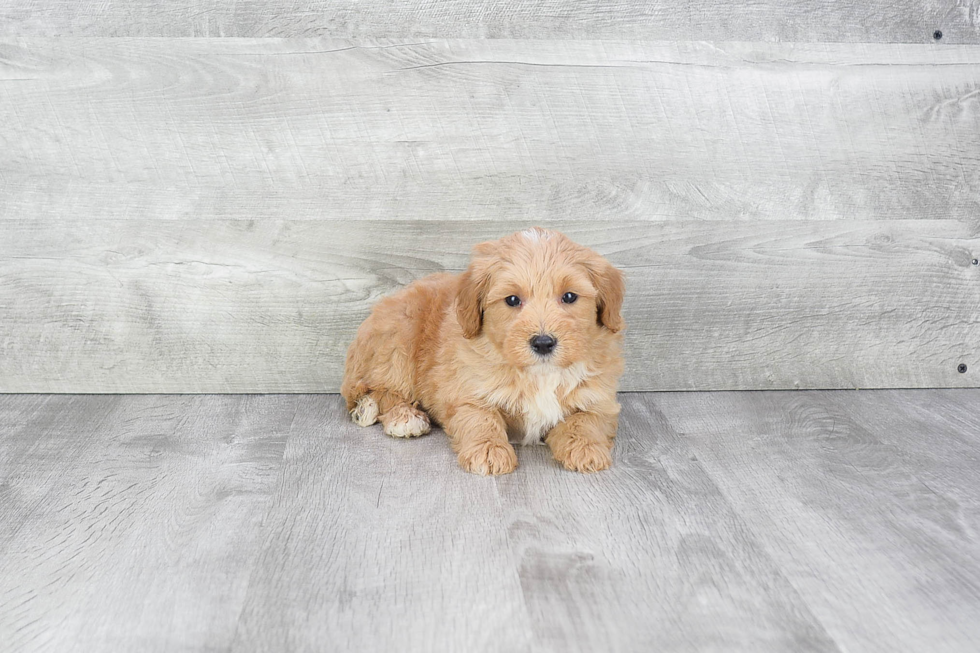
[{"xmin": 1, "ymin": 391, "xmax": 978, "ymax": 652}]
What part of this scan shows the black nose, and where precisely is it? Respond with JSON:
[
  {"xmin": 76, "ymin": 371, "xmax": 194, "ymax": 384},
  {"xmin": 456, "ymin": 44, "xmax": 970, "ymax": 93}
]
[{"xmin": 529, "ymin": 334, "xmax": 557, "ymax": 355}]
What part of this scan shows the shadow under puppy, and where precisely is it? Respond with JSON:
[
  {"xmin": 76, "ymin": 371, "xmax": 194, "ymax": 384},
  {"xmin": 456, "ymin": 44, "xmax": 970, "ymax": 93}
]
[{"xmin": 341, "ymin": 227, "xmax": 625, "ymax": 475}]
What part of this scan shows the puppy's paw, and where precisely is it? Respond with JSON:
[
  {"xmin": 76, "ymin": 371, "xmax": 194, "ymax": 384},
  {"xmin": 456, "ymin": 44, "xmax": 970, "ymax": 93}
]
[
  {"xmin": 381, "ymin": 404, "xmax": 431, "ymax": 438},
  {"xmin": 457, "ymin": 440, "xmax": 518, "ymax": 476},
  {"xmin": 350, "ymin": 396, "xmax": 379, "ymax": 427},
  {"xmin": 551, "ymin": 438, "xmax": 612, "ymax": 473}
]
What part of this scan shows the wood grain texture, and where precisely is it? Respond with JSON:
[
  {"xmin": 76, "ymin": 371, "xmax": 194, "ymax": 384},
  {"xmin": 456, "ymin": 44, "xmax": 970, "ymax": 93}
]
[
  {"xmin": 3, "ymin": 391, "xmax": 980, "ymax": 651},
  {"xmin": 834, "ymin": 390, "xmax": 980, "ymax": 518},
  {"xmin": 0, "ymin": 395, "xmax": 115, "ymax": 552},
  {"xmin": 3, "ymin": 38, "xmax": 980, "ymax": 392},
  {"xmin": 1, "ymin": 1, "xmax": 978, "ymax": 42},
  {"xmin": 3, "ymin": 219, "xmax": 978, "ymax": 392},
  {"xmin": 493, "ymin": 401, "xmax": 837, "ymax": 652},
  {"xmin": 0, "ymin": 394, "xmax": 291, "ymax": 652},
  {"xmin": 2, "ymin": 39, "xmax": 980, "ymax": 224},
  {"xmin": 655, "ymin": 390, "xmax": 980, "ymax": 652},
  {"xmin": 232, "ymin": 395, "xmax": 534, "ymax": 652}
]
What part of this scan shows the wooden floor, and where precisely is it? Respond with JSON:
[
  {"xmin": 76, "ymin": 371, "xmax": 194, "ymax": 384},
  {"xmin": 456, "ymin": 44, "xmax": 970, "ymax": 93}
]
[{"xmin": 1, "ymin": 391, "xmax": 979, "ymax": 652}]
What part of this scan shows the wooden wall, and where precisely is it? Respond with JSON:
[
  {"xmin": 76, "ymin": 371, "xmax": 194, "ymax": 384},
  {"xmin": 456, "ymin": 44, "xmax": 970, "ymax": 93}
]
[{"xmin": 1, "ymin": 4, "xmax": 979, "ymax": 392}]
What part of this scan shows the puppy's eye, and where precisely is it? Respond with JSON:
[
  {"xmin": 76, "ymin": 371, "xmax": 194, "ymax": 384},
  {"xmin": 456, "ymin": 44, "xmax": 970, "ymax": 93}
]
[
  {"xmin": 561, "ymin": 292, "xmax": 578, "ymax": 304},
  {"xmin": 505, "ymin": 295, "xmax": 522, "ymax": 307}
]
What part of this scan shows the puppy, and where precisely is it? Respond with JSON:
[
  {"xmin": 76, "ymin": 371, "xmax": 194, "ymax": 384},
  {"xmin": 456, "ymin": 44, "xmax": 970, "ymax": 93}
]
[{"xmin": 341, "ymin": 227, "xmax": 625, "ymax": 475}]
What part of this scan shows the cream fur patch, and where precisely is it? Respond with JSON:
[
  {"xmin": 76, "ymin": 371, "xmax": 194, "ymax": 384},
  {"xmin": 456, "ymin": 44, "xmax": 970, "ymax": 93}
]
[
  {"xmin": 350, "ymin": 396, "xmax": 379, "ymax": 427},
  {"xmin": 520, "ymin": 368, "xmax": 566, "ymax": 446},
  {"xmin": 384, "ymin": 411, "xmax": 430, "ymax": 438},
  {"xmin": 483, "ymin": 362, "xmax": 595, "ymax": 446},
  {"xmin": 521, "ymin": 227, "xmax": 553, "ymax": 243}
]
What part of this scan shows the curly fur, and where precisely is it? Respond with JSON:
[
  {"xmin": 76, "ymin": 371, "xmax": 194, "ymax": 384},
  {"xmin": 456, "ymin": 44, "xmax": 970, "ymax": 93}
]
[{"xmin": 341, "ymin": 227, "xmax": 625, "ymax": 475}]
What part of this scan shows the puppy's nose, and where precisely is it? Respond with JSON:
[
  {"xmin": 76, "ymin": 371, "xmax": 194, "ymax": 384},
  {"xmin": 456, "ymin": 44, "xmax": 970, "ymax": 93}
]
[{"xmin": 529, "ymin": 334, "xmax": 557, "ymax": 355}]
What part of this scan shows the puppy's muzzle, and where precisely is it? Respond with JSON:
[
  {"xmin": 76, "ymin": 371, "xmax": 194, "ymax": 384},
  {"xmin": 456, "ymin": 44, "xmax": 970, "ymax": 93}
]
[{"xmin": 529, "ymin": 334, "xmax": 557, "ymax": 356}]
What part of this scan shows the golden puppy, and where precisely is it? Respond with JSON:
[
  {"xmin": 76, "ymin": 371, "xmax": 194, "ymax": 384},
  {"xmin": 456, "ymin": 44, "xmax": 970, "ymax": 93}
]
[{"xmin": 341, "ymin": 227, "xmax": 625, "ymax": 475}]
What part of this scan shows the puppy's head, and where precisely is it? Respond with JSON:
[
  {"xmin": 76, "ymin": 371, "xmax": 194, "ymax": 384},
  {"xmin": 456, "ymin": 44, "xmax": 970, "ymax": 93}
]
[{"xmin": 456, "ymin": 227, "xmax": 625, "ymax": 369}]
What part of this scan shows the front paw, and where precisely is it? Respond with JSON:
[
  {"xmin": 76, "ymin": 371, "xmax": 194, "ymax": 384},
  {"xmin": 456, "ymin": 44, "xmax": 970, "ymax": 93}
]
[
  {"xmin": 550, "ymin": 438, "xmax": 612, "ymax": 473},
  {"xmin": 457, "ymin": 440, "xmax": 518, "ymax": 476}
]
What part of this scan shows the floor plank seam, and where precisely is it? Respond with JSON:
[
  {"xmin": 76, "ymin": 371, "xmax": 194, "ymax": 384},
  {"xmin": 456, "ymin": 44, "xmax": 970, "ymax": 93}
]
[
  {"xmin": 691, "ymin": 455, "xmax": 848, "ymax": 653},
  {"xmin": 490, "ymin": 476, "xmax": 537, "ymax": 652},
  {"xmin": 639, "ymin": 396, "xmax": 846, "ymax": 652},
  {"xmin": 226, "ymin": 400, "xmax": 301, "ymax": 651}
]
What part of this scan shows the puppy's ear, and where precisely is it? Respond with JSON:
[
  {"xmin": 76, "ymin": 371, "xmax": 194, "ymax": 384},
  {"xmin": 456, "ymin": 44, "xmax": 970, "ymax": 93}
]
[
  {"xmin": 456, "ymin": 242, "xmax": 496, "ymax": 339},
  {"xmin": 585, "ymin": 255, "xmax": 626, "ymax": 333}
]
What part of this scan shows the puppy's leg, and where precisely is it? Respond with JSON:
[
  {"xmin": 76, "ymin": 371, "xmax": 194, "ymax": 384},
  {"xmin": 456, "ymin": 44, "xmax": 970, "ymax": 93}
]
[
  {"xmin": 350, "ymin": 394, "xmax": 380, "ymax": 427},
  {"xmin": 546, "ymin": 411, "xmax": 617, "ymax": 473},
  {"xmin": 354, "ymin": 389, "xmax": 431, "ymax": 438},
  {"xmin": 379, "ymin": 402, "xmax": 430, "ymax": 439},
  {"xmin": 445, "ymin": 405, "xmax": 517, "ymax": 475}
]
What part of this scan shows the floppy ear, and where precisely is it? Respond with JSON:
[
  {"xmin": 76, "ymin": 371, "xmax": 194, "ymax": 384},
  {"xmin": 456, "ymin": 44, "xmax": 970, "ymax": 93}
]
[
  {"xmin": 585, "ymin": 256, "xmax": 626, "ymax": 333},
  {"xmin": 455, "ymin": 242, "xmax": 496, "ymax": 339}
]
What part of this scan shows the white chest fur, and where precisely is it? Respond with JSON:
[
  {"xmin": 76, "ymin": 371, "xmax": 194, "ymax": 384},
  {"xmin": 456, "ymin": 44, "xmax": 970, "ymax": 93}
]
[
  {"xmin": 519, "ymin": 368, "xmax": 568, "ymax": 445},
  {"xmin": 481, "ymin": 363, "xmax": 593, "ymax": 446}
]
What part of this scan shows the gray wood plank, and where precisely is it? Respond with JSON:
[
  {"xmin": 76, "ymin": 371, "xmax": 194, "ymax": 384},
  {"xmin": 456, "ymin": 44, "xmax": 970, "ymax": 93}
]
[
  {"xmin": 1, "ymin": 1, "xmax": 977, "ymax": 42},
  {"xmin": 654, "ymin": 390, "xmax": 980, "ymax": 652},
  {"xmin": 3, "ymin": 38, "xmax": 980, "ymax": 392},
  {"xmin": 2, "ymin": 219, "xmax": 978, "ymax": 393},
  {"xmin": 2, "ymin": 40, "xmax": 980, "ymax": 224},
  {"xmin": 0, "ymin": 395, "xmax": 118, "ymax": 552},
  {"xmin": 0, "ymin": 394, "xmax": 290, "ymax": 652},
  {"xmin": 818, "ymin": 390, "xmax": 980, "ymax": 542},
  {"xmin": 231, "ymin": 395, "xmax": 534, "ymax": 652},
  {"xmin": 493, "ymin": 397, "xmax": 838, "ymax": 652},
  {"xmin": 3, "ymin": 391, "xmax": 980, "ymax": 651}
]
